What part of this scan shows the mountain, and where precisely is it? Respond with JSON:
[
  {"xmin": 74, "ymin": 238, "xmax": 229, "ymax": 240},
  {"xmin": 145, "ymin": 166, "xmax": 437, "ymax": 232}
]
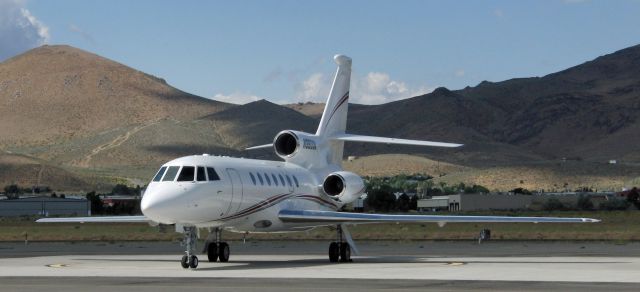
[
  {"xmin": 344, "ymin": 45, "xmax": 640, "ymax": 164},
  {"xmin": 0, "ymin": 45, "xmax": 230, "ymax": 147},
  {"xmin": 0, "ymin": 45, "xmax": 237, "ymax": 188},
  {"xmin": 1, "ymin": 44, "xmax": 639, "ymax": 191}
]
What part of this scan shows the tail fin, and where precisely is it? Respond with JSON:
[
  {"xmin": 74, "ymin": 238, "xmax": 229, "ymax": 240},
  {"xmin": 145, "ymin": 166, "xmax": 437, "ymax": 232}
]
[
  {"xmin": 316, "ymin": 55, "xmax": 352, "ymax": 138},
  {"xmin": 316, "ymin": 54, "xmax": 352, "ymax": 166}
]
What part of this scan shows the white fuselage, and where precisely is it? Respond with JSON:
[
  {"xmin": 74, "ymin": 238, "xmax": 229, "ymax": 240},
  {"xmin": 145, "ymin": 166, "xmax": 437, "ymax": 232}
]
[{"xmin": 141, "ymin": 155, "xmax": 340, "ymax": 232}]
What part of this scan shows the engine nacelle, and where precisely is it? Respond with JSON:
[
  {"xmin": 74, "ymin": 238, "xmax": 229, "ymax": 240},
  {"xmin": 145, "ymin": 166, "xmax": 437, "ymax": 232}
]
[
  {"xmin": 323, "ymin": 171, "xmax": 365, "ymax": 204},
  {"xmin": 273, "ymin": 130, "xmax": 320, "ymax": 161},
  {"xmin": 273, "ymin": 130, "xmax": 300, "ymax": 158}
]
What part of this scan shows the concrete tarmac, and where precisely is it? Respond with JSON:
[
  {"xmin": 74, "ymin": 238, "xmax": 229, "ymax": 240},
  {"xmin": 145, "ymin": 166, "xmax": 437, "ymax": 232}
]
[{"xmin": 1, "ymin": 241, "xmax": 639, "ymax": 291}]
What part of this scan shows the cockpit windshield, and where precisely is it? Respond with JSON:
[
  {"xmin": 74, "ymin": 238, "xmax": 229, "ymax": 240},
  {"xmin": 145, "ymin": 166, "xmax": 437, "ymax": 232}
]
[
  {"xmin": 162, "ymin": 166, "xmax": 180, "ymax": 182},
  {"xmin": 177, "ymin": 166, "xmax": 195, "ymax": 181},
  {"xmin": 153, "ymin": 165, "xmax": 220, "ymax": 182},
  {"xmin": 152, "ymin": 166, "xmax": 167, "ymax": 182}
]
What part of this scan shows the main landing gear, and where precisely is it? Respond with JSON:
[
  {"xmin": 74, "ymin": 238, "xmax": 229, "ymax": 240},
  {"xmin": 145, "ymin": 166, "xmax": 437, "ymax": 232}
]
[
  {"xmin": 328, "ymin": 225, "xmax": 351, "ymax": 263},
  {"xmin": 204, "ymin": 227, "xmax": 230, "ymax": 263},
  {"xmin": 180, "ymin": 226, "xmax": 199, "ymax": 269}
]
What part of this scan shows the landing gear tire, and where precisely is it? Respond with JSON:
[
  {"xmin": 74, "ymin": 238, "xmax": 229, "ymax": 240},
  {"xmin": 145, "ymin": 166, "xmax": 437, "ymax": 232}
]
[
  {"xmin": 218, "ymin": 242, "xmax": 230, "ymax": 262},
  {"xmin": 188, "ymin": 255, "xmax": 199, "ymax": 269},
  {"xmin": 340, "ymin": 242, "xmax": 351, "ymax": 262},
  {"xmin": 181, "ymin": 255, "xmax": 189, "ymax": 269},
  {"xmin": 329, "ymin": 242, "xmax": 340, "ymax": 263},
  {"xmin": 207, "ymin": 243, "xmax": 219, "ymax": 262}
]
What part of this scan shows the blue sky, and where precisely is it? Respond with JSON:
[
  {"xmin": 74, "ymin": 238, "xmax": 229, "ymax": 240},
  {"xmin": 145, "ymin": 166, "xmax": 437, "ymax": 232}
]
[{"xmin": 3, "ymin": 0, "xmax": 640, "ymax": 104}]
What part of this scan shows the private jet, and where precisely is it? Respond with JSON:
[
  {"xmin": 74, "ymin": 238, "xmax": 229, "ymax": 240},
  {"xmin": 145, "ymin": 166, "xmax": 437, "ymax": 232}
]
[{"xmin": 38, "ymin": 54, "xmax": 600, "ymax": 269}]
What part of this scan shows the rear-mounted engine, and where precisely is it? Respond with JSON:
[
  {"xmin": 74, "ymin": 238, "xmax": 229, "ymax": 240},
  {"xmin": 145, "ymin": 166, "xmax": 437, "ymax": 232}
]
[{"xmin": 322, "ymin": 171, "xmax": 365, "ymax": 204}]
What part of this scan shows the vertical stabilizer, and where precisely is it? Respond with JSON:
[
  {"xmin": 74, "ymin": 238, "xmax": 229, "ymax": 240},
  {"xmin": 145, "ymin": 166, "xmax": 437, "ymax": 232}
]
[
  {"xmin": 316, "ymin": 55, "xmax": 351, "ymax": 166},
  {"xmin": 316, "ymin": 55, "xmax": 352, "ymax": 138}
]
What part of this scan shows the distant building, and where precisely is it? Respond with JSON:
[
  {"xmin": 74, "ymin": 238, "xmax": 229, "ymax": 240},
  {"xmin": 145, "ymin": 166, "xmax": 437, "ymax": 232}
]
[
  {"xmin": 418, "ymin": 194, "xmax": 533, "ymax": 212},
  {"xmin": 0, "ymin": 196, "xmax": 90, "ymax": 217}
]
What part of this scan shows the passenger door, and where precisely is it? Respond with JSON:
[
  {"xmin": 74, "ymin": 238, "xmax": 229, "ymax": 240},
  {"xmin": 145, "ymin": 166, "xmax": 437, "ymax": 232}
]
[{"xmin": 225, "ymin": 168, "xmax": 244, "ymax": 215}]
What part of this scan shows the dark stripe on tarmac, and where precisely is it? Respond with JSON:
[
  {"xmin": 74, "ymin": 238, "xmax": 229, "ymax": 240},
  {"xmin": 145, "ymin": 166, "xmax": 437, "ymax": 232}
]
[{"xmin": 0, "ymin": 277, "xmax": 635, "ymax": 292}]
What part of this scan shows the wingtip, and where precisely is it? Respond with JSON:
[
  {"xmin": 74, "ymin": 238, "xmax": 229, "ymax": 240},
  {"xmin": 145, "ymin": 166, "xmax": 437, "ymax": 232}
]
[{"xmin": 583, "ymin": 218, "xmax": 601, "ymax": 223}]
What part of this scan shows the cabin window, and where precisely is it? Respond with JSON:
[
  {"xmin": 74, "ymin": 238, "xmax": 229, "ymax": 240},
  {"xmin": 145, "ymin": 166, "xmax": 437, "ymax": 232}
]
[
  {"xmin": 196, "ymin": 166, "xmax": 207, "ymax": 182},
  {"xmin": 207, "ymin": 167, "xmax": 220, "ymax": 181},
  {"xmin": 292, "ymin": 175, "xmax": 300, "ymax": 188},
  {"xmin": 249, "ymin": 173, "xmax": 256, "ymax": 185},
  {"xmin": 279, "ymin": 174, "xmax": 285, "ymax": 186},
  {"xmin": 257, "ymin": 173, "xmax": 264, "ymax": 185},
  {"xmin": 285, "ymin": 175, "xmax": 293, "ymax": 187},
  {"xmin": 271, "ymin": 174, "xmax": 278, "ymax": 186},
  {"xmin": 264, "ymin": 173, "xmax": 271, "ymax": 186},
  {"xmin": 162, "ymin": 166, "xmax": 180, "ymax": 182},
  {"xmin": 153, "ymin": 166, "xmax": 167, "ymax": 182},
  {"xmin": 177, "ymin": 166, "xmax": 195, "ymax": 181}
]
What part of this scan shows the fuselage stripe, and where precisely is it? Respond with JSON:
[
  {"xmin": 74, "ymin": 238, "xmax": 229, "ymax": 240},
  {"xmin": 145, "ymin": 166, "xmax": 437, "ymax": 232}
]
[
  {"xmin": 219, "ymin": 193, "xmax": 292, "ymax": 221},
  {"xmin": 218, "ymin": 193, "xmax": 339, "ymax": 222}
]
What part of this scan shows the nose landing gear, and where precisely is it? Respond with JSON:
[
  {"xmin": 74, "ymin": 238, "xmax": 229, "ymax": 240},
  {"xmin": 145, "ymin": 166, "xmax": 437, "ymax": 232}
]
[
  {"xmin": 328, "ymin": 225, "xmax": 351, "ymax": 263},
  {"xmin": 181, "ymin": 226, "xmax": 199, "ymax": 269}
]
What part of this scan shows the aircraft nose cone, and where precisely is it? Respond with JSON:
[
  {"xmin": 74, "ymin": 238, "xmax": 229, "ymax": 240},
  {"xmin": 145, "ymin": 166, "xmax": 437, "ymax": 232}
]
[
  {"xmin": 141, "ymin": 191, "xmax": 171, "ymax": 221},
  {"xmin": 140, "ymin": 194, "xmax": 153, "ymax": 213}
]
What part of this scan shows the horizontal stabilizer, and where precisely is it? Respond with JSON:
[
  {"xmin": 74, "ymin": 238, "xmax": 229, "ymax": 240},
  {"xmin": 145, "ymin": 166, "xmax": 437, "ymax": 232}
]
[
  {"xmin": 245, "ymin": 144, "xmax": 273, "ymax": 150},
  {"xmin": 331, "ymin": 134, "xmax": 462, "ymax": 148},
  {"xmin": 279, "ymin": 210, "xmax": 600, "ymax": 224},
  {"xmin": 36, "ymin": 216, "xmax": 149, "ymax": 223}
]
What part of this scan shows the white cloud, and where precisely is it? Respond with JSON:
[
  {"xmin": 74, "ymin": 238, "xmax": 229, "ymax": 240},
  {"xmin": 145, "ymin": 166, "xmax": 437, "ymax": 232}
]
[
  {"xmin": 295, "ymin": 71, "xmax": 432, "ymax": 105},
  {"xmin": 455, "ymin": 69, "xmax": 466, "ymax": 77},
  {"xmin": 493, "ymin": 9, "xmax": 504, "ymax": 18},
  {"xmin": 0, "ymin": 0, "xmax": 50, "ymax": 61},
  {"xmin": 213, "ymin": 92, "xmax": 263, "ymax": 105},
  {"xmin": 294, "ymin": 72, "xmax": 331, "ymax": 102}
]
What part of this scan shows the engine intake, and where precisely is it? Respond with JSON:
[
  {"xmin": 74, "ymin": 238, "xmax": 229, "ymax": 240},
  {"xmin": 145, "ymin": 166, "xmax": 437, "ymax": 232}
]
[
  {"xmin": 323, "ymin": 174, "xmax": 345, "ymax": 196},
  {"xmin": 322, "ymin": 171, "xmax": 365, "ymax": 203},
  {"xmin": 274, "ymin": 131, "xmax": 299, "ymax": 157}
]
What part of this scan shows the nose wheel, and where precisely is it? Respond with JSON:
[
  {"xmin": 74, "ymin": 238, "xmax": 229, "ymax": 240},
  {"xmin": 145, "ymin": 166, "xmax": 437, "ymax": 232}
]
[
  {"xmin": 181, "ymin": 254, "xmax": 198, "ymax": 269},
  {"xmin": 180, "ymin": 226, "xmax": 199, "ymax": 269}
]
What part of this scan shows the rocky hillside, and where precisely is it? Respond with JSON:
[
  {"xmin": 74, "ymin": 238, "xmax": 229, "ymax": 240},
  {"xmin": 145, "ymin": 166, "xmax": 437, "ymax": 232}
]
[{"xmin": 0, "ymin": 45, "xmax": 230, "ymax": 147}]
